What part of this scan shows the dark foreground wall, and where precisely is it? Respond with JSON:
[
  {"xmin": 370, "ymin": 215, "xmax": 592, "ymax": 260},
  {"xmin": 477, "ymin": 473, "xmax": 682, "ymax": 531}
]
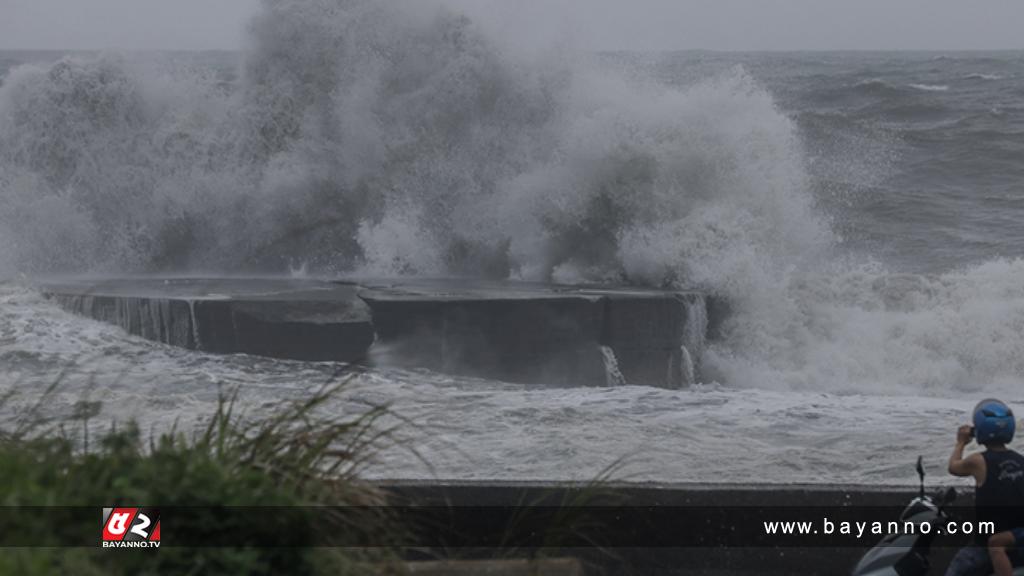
[
  {"xmin": 379, "ymin": 481, "xmax": 976, "ymax": 576},
  {"xmin": 40, "ymin": 277, "xmax": 711, "ymax": 389}
]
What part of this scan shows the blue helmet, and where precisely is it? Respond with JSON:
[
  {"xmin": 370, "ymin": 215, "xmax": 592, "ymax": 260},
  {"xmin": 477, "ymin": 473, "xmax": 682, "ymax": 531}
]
[{"xmin": 973, "ymin": 399, "xmax": 1015, "ymax": 445}]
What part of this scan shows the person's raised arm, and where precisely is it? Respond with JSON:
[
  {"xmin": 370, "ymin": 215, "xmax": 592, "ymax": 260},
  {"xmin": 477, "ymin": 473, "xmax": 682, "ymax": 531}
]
[{"xmin": 949, "ymin": 425, "xmax": 981, "ymax": 479}]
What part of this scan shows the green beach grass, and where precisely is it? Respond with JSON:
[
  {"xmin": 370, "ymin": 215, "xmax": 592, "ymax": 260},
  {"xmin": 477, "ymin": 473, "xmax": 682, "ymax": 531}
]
[{"xmin": 0, "ymin": 375, "xmax": 405, "ymax": 576}]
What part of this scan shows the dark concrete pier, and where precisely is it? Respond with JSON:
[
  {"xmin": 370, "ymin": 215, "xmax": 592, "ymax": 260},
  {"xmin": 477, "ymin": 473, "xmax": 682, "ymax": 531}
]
[
  {"xmin": 39, "ymin": 277, "xmax": 709, "ymax": 388},
  {"xmin": 40, "ymin": 278, "xmax": 376, "ymax": 362}
]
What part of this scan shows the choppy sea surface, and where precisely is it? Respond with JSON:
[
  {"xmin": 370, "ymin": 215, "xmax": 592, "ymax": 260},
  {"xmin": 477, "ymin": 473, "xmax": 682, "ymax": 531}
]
[{"xmin": 1, "ymin": 17, "xmax": 1023, "ymax": 487}]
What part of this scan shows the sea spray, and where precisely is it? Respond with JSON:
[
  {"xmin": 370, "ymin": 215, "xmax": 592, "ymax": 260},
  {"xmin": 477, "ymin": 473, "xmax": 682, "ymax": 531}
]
[
  {"xmin": 600, "ymin": 346, "xmax": 627, "ymax": 387},
  {"xmin": 188, "ymin": 300, "xmax": 202, "ymax": 350},
  {"xmin": 683, "ymin": 297, "xmax": 708, "ymax": 376},
  {"xmin": 1, "ymin": 1, "xmax": 1023, "ymax": 396},
  {"xmin": 678, "ymin": 346, "xmax": 696, "ymax": 388},
  {"xmin": 0, "ymin": 0, "xmax": 827, "ymax": 284}
]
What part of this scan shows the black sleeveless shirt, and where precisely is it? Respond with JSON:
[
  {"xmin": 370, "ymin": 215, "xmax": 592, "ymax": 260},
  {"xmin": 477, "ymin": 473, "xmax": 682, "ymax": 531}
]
[{"xmin": 975, "ymin": 449, "xmax": 1024, "ymax": 545}]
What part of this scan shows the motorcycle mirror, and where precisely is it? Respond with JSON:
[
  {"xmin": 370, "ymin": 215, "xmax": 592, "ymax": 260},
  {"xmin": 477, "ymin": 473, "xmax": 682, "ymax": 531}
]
[{"xmin": 916, "ymin": 456, "xmax": 925, "ymax": 498}]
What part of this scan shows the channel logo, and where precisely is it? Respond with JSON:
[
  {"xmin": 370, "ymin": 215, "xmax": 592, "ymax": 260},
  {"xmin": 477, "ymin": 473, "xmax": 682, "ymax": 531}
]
[{"xmin": 101, "ymin": 507, "xmax": 161, "ymax": 548}]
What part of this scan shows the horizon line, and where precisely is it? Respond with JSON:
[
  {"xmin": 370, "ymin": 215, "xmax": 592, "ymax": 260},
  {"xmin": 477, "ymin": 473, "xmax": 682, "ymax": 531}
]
[{"xmin": 1, "ymin": 46, "xmax": 1024, "ymax": 54}]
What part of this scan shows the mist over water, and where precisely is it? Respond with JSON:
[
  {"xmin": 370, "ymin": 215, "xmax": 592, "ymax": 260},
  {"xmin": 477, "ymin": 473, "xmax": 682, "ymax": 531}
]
[{"xmin": 1, "ymin": 0, "xmax": 1023, "ymax": 402}]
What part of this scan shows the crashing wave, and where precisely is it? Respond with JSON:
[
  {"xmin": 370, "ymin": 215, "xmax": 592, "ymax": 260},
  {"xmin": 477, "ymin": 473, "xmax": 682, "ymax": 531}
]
[
  {"xmin": 1, "ymin": 0, "xmax": 1023, "ymax": 396},
  {"xmin": 0, "ymin": 0, "xmax": 827, "ymax": 284}
]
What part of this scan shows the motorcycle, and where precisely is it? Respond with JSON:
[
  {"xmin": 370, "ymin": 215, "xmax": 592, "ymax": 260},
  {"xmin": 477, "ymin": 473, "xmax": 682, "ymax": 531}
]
[{"xmin": 852, "ymin": 456, "xmax": 1024, "ymax": 576}]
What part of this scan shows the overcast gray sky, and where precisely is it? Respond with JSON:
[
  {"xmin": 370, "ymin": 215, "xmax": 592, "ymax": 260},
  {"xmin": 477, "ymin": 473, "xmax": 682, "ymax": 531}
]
[{"xmin": 2, "ymin": 0, "xmax": 1023, "ymax": 51}]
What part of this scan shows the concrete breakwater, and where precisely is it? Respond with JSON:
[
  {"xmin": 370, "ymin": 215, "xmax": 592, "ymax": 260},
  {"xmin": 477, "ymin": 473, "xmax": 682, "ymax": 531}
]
[{"xmin": 39, "ymin": 278, "xmax": 711, "ymax": 388}]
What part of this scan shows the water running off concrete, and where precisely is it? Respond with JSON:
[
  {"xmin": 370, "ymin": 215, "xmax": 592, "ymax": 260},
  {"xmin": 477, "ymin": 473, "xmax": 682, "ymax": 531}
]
[{"xmin": 40, "ymin": 277, "xmax": 711, "ymax": 389}]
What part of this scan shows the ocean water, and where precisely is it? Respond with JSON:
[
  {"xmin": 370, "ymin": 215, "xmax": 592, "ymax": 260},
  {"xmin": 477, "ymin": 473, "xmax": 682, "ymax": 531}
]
[{"xmin": 1, "ymin": 0, "xmax": 1023, "ymax": 485}]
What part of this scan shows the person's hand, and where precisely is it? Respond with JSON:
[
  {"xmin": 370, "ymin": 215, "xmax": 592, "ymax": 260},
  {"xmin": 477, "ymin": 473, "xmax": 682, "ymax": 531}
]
[{"xmin": 957, "ymin": 425, "xmax": 974, "ymax": 445}]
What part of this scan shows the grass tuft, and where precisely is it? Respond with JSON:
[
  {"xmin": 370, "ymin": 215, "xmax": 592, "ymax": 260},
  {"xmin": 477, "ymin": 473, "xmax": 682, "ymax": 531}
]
[{"xmin": 0, "ymin": 374, "xmax": 404, "ymax": 576}]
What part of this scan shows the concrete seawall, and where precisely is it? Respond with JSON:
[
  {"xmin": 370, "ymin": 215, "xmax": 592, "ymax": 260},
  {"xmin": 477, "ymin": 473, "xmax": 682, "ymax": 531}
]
[
  {"xmin": 379, "ymin": 481, "xmax": 976, "ymax": 576},
  {"xmin": 380, "ymin": 479, "xmax": 926, "ymax": 507},
  {"xmin": 40, "ymin": 277, "xmax": 710, "ymax": 388},
  {"xmin": 41, "ymin": 278, "xmax": 376, "ymax": 362}
]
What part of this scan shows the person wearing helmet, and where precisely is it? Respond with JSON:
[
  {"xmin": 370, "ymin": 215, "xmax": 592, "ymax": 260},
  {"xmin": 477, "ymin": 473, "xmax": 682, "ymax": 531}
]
[{"xmin": 945, "ymin": 399, "xmax": 1024, "ymax": 576}]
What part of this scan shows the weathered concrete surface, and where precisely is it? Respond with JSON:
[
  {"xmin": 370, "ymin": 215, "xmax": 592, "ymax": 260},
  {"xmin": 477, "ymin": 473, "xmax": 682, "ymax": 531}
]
[
  {"xmin": 359, "ymin": 279, "xmax": 706, "ymax": 388},
  {"xmin": 39, "ymin": 277, "xmax": 708, "ymax": 388},
  {"xmin": 360, "ymin": 282, "xmax": 605, "ymax": 386},
  {"xmin": 602, "ymin": 292, "xmax": 705, "ymax": 387},
  {"xmin": 380, "ymin": 481, "xmax": 972, "ymax": 576},
  {"xmin": 41, "ymin": 278, "xmax": 375, "ymax": 362}
]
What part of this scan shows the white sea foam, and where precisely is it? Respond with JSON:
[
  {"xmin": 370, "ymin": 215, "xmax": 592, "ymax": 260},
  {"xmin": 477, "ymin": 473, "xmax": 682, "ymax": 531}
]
[
  {"xmin": 1, "ymin": 0, "xmax": 1023, "ymax": 484},
  {"xmin": 908, "ymin": 83, "xmax": 950, "ymax": 92},
  {"xmin": 965, "ymin": 73, "xmax": 1004, "ymax": 81},
  {"xmin": 0, "ymin": 283, "xmax": 1007, "ymax": 485},
  {"xmin": 853, "ymin": 78, "xmax": 889, "ymax": 88}
]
